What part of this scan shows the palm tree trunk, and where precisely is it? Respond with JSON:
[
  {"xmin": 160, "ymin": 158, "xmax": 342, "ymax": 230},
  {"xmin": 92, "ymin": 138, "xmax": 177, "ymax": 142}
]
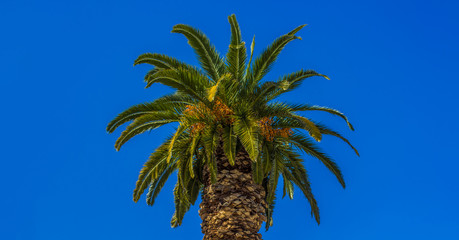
[{"xmin": 200, "ymin": 144, "xmax": 267, "ymax": 240}]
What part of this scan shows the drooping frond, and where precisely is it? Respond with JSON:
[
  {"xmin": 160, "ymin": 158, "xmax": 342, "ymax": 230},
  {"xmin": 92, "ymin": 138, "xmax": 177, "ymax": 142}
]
[
  {"xmin": 291, "ymin": 115, "xmax": 322, "ymax": 142},
  {"xmin": 135, "ymin": 53, "xmax": 214, "ymax": 89},
  {"xmin": 171, "ymin": 181, "xmax": 192, "ymax": 227},
  {"xmin": 314, "ymin": 122, "xmax": 359, "ymax": 156},
  {"xmin": 281, "ymin": 150, "xmax": 320, "ymax": 224},
  {"xmin": 107, "ymin": 93, "xmax": 192, "ymax": 133},
  {"xmin": 172, "ymin": 24, "xmax": 225, "ymax": 81},
  {"xmin": 282, "ymin": 177, "xmax": 294, "ymax": 200},
  {"xmin": 114, "ymin": 112, "xmax": 180, "ymax": 151},
  {"xmin": 289, "ymin": 131, "xmax": 346, "ymax": 188},
  {"xmin": 134, "ymin": 53, "xmax": 193, "ymax": 70},
  {"xmin": 222, "ymin": 125, "xmax": 237, "ymax": 166},
  {"xmin": 266, "ymin": 149, "xmax": 281, "ymax": 204},
  {"xmin": 166, "ymin": 124, "xmax": 189, "ymax": 163},
  {"xmin": 145, "ymin": 133, "xmax": 193, "ymax": 206},
  {"xmin": 290, "ymin": 104, "xmax": 354, "ymax": 131},
  {"xmin": 202, "ymin": 124, "xmax": 219, "ymax": 183},
  {"xmin": 186, "ymin": 169, "xmax": 202, "ymax": 204},
  {"xmin": 133, "ymin": 138, "xmax": 171, "ymax": 202},
  {"xmin": 187, "ymin": 136, "xmax": 199, "ymax": 178},
  {"xmin": 233, "ymin": 114, "xmax": 259, "ymax": 162},
  {"xmin": 269, "ymin": 114, "xmax": 322, "ymax": 142},
  {"xmin": 252, "ymin": 143, "xmax": 269, "ymax": 184},
  {"xmin": 146, "ymin": 160, "xmax": 178, "ymax": 205},
  {"xmin": 144, "ymin": 67, "xmax": 211, "ymax": 103},
  {"xmin": 264, "ymin": 70, "xmax": 329, "ymax": 102},
  {"xmin": 144, "ymin": 68, "xmax": 160, "ymax": 83},
  {"xmin": 265, "ymin": 186, "xmax": 276, "ymax": 231}
]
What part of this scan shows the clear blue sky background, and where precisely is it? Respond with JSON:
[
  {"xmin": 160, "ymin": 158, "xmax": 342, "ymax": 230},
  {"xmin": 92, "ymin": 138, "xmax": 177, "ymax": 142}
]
[{"xmin": 1, "ymin": 0, "xmax": 458, "ymax": 239}]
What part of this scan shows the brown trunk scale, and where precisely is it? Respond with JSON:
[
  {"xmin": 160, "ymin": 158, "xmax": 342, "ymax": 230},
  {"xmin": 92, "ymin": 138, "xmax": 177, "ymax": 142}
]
[{"xmin": 200, "ymin": 145, "xmax": 267, "ymax": 240}]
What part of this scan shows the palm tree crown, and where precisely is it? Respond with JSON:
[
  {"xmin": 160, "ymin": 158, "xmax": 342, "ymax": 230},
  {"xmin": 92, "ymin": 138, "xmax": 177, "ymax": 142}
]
[{"xmin": 107, "ymin": 14, "xmax": 358, "ymax": 230}]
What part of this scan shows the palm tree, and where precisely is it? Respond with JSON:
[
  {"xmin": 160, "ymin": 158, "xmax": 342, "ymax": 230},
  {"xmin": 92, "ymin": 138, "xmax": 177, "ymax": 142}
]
[{"xmin": 107, "ymin": 14, "xmax": 358, "ymax": 239}]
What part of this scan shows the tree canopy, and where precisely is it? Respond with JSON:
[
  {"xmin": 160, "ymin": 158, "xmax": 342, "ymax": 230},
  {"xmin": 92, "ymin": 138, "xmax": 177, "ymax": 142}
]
[{"xmin": 107, "ymin": 14, "xmax": 358, "ymax": 229}]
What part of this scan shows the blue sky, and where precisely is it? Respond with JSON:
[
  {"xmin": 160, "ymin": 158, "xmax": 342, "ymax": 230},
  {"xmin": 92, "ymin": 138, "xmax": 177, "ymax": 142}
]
[{"xmin": 1, "ymin": 0, "xmax": 458, "ymax": 239}]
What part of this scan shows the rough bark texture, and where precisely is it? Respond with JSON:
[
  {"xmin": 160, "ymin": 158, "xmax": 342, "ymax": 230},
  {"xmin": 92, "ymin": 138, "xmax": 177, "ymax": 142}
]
[{"xmin": 200, "ymin": 145, "xmax": 267, "ymax": 240}]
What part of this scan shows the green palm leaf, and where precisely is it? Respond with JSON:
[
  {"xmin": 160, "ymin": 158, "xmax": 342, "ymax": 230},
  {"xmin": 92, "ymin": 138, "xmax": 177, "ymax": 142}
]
[
  {"xmin": 282, "ymin": 177, "xmax": 294, "ymax": 200},
  {"xmin": 282, "ymin": 162, "xmax": 320, "ymax": 224},
  {"xmin": 314, "ymin": 122, "xmax": 359, "ymax": 156},
  {"xmin": 248, "ymin": 24, "xmax": 306, "ymax": 86},
  {"xmin": 171, "ymin": 181, "xmax": 192, "ymax": 227},
  {"xmin": 135, "ymin": 53, "xmax": 192, "ymax": 70},
  {"xmin": 266, "ymin": 69, "xmax": 329, "ymax": 101},
  {"xmin": 106, "ymin": 93, "xmax": 191, "ymax": 133},
  {"xmin": 222, "ymin": 125, "xmax": 237, "ymax": 165},
  {"xmin": 201, "ymin": 124, "xmax": 219, "ymax": 183},
  {"xmin": 291, "ymin": 104, "xmax": 355, "ymax": 131},
  {"xmin": 146, "ymin": 161, "xmax": 178, "ymax": 206},
  {"xmin": 233, "ymin": 115, "xmax": 259, "ymax": 161},
  {"xmin": 226, "ymin": 14, "xmax": 247, "ymax": 82},
  {"xmin": 133, "ymin": 139, "xmax": 171, "ymax": 202},
  {"xmin": 144, "ymin": 68, "xmax": 210, "ymax": 103},
  {"xmin": 289, "ymin": 132, "xmax": 346, "ymax": 188},
  {"xmin": 172, "ymin": 24, "xmax": 225, "ymax": 81},
  {"xmin": 114, "ymin": 112, "xmax": 179, "ymax": 150}
]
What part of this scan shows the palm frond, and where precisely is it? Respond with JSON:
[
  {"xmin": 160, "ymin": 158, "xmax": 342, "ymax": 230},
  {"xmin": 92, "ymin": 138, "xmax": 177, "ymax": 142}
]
[
  {"xmin": 171, "ymin": 181, "xmax": 192, "ymax": 227},
  {"xmin": 167, "ymin": 124, "xmax": 188, "ymax": 163},
  {"xmin": 248, "ymin": 24, "xmax": 306, "ymax": 86},
  {"xmin": 207, "ymin": 73, "xmax": 232, "ymax": 102},
  {"xmin": 114, "ymin": 112, "xmax": 179, "ymax": 151},
  {"xmin": 202, "ymin": 124, "xmax": 219, "ymax": 183},
  {"xmin": 188, "ymin": 135, "xmax": 200, "ymax": 178},
  {"xmin": 107, "ymin": 93, "xmax": 191, "ymax": 133},
  {"xmin": 172, "ymin": 24, "xmax": 225, "ymax": 81},
  {"xmin": 291, "ymin": 114, "xmax": 322, "ymax": 142},
  {"xmin": 289, "ymin": 132, "xmax": 346, "ymax": 188},
  {"xmin": 282, "ymin": 177, "xmax": 294, "ymax": 200},
  {"xmin": 145, "ymin": 160, "xmax": 178, "ymax": 205},
  {"xmin": 252, "ymin": 143, "xmax": 268, "ymax": 184},
  {"xmin": 265, "ymin": 188, "xmax": 276, "ymax": 231},
  {"xmin": 222, "ymin": 125, "xmax": 237, "ymax": 165},
  {"xmin": 144, "ymin": 68, "xmax": 160, "ymax": 83},
  {"xmin": 233, "ymin": 115, "xmax": 259, "ymax": 161},
  {"xmin": 144, "ymin": 68, "xmax": 211, "ymax": 103},
  {"xmin": 265, "ymin": 70, "xmax": 329, "ymax": 101},
  {"xmin": 266, "ymin": 152, "xmax": 280, "ymax": 205},
  {"xmin": 291, "ymin": 104, "xmax": 354, "ymax": 131},
  {"xmin": 314, "ymin": 122, "xmax": 359, "ymax": 156},
  {"xmin": 287, "ymin": 24, "xmax": 307, "ymax": 36},
  {"xmin": 226, "ymin": 14, "xmax": 247, "ymax": 82},
  {"xmin": 244, "ymin": 35, "xmax": 255, "ymax": 80},
  {"xmin": 186, "ymin": 171, "xmax": 202, "ymax": 204},
  {"xmin": 133, "ymin": 138, "xmax": 171, "ymax": 202},
  {"xmin": 134, "ymin": 53, "xmax": 193, "ymax": 70},
  {"xmin": 282, "ymin": 160, "xmax": 320, "ymax": 224},
  {"xmin": 269, "ymin": 114, "xmax": 322, "ymax": 142},
  {"xmin": 110, "ymin": 15, "xmax": 357, "ymax": 231}
]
